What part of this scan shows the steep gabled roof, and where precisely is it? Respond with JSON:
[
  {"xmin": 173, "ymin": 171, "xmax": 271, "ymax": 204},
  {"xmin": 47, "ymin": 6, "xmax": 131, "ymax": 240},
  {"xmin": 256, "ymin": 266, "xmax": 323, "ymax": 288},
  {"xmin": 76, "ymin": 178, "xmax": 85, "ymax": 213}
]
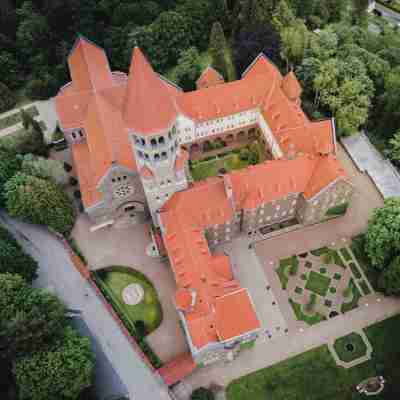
[
  {"xmin": 68, "ymin": 36, "xmax": 113, "ymax": 92},
  {"xmin": 281, "ymin": 71, "xmax": 302, "ymax": 100},
  {"xmin": 123, "ymin": 47, "xmax": 178, "ymax": 134},
  {"xmin": 196, "ymin": 66, "xmax": 225, "ymax": 90}
]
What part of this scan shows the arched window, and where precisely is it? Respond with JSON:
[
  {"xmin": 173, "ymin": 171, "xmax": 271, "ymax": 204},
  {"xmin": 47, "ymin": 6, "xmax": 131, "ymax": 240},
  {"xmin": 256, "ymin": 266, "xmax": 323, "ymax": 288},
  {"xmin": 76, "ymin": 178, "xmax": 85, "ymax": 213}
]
[
  {"xmin": 72, "ymin": 132, "xmax": 76, "ymax": 139},
  {"xmin": 161, "ymin": 151, "xmax": 167, "ymax": 160},
  {"xmin": 154, "ymin": 153, "xmax": 160, "ymax": 162},
  {"xmin": 141, "ymin": 138, "xmax": 145, "ymax": 146},
  {"xmin": 151, "ymin": 139, "xmax": 157, "ymax": 147},
  {"xmin": 145, "ymin": 153, "xmax": 150, "ymax": 160},
  {"xmin": 158, "ymin": 136, "xmax": 165, "ymax": 145},
  {"xmin": 138, "ymin": 151, "xmax": 144, "ymax": 159}
]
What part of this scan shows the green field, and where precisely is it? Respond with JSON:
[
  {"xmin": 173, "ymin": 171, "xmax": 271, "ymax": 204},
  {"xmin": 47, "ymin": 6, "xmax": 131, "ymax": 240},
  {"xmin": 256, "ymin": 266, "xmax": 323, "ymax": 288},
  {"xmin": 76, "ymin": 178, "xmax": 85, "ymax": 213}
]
[
  {"xmin": 96, "ymin": 266, "xmax": 162, "ymax": 333},
  {"xmin": 227, "ymin": 315, "xmax": 400, "ymax": 400},
  {"xmin": 305, "ymin": 271, "xmax": 331, "ymax": 297}
]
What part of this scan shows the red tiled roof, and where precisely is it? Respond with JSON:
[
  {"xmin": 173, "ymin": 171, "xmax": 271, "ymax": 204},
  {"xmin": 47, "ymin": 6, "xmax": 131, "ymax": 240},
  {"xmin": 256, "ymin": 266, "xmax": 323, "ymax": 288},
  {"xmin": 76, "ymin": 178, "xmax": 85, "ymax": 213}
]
[
  {"xmin": 123, "ymin": 47, "xmax": 178, "ymax": 134},
  {"xmin": 174, "ymin": 149, "xmax": 189, "ymax": 172},
  {"xmin": 281, "ymin": 71, "xmax": 302, "ymax": 100},
  {"xmin": 196, "ymin": 66, "xmax": 225, "ymax": 90},
  {"xmin": 215, "ymin": 289, "xmax": 260, "ymax": 341},
  {"xmin": 157, "ymin": 353, "xmax": 196, "ymax": 386}
]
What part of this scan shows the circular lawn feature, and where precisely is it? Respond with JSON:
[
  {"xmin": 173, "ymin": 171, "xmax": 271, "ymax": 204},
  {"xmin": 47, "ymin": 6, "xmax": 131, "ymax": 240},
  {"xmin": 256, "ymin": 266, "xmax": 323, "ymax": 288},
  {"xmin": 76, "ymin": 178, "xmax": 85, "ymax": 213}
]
[
  {"xmin": 122, "ymin": 283, "xmax": 144, "ymax": 305},
  {"xmin": 97, "ymin": 266, "xmax": 162, "ymax": 334},
  {"xmin": 333, "ymin": 332, "xmax": 368, "ymax": 363}
]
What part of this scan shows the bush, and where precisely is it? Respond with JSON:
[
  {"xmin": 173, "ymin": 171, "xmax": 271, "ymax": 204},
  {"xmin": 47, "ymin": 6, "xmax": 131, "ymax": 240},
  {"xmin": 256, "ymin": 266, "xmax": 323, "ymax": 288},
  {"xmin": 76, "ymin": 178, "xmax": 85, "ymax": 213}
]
[
  {"xmin": 343, "ymin": 287, "xmax": 352, "ymax": 298},
  {"xmin": 289, "ymin": 262, "xmax": 298, "ymax": 276},
  {"xmin": 0, "ymin": 82, "xmax": 17, "ymax": 113},
  {"xmin": 74, "ymin": 190, "xmax": 82, "ymax": 199},
  {"xmin": 191, "ymin": 387, "xmax": 214, "ymax": 400},
  {"xmin": 5, "ymin": 173, "xmax": 75, "ymax": 235},
  {"xmin": 69, "ymin": 177, "xmax": 78, "ymax": 186},
  {"xmin": 52, "ymin": 125, "xmax": 64, "ymax": 142},
  {"xmin": 21, "ymin": 154, "xmax": 69, "ymax": 186},
  {"xmin": 24, "ymin": 74, "xmax": 57, "ymax": 100},
  {"xmin": 326, "ymin": 202, "xmax": 349, "ymax": 217},
  {"xmin": 239, "ymin": 148, "xmax": 250, "ymax": 161},
  {"xmin": 0, "ymin": 147, "xmax": 22, "ymax": 206},
  {"xmin": 63, "ymin": 162, "xmax": 73, "ymax": 172},
  {"xmin": 378, "ymin": 256, "xmax": 400, "ymax": 295}
]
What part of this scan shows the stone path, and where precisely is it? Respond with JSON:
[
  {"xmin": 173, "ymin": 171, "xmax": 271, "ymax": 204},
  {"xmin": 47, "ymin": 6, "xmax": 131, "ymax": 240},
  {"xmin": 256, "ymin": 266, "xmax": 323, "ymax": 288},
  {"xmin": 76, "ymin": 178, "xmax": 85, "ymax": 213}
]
[{"xmin": 328, "ymin": 329, "xmax": 373, "ymax": 369}]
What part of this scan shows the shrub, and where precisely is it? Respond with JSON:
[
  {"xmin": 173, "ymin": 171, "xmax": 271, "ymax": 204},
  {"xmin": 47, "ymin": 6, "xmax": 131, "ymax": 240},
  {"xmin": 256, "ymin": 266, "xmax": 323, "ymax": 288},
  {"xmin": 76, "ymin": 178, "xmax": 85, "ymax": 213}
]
[
  {"xmin": 289, "ymin": 262, "xmax": 298, "ymax": 276},
  {"xmin": 239, "ymin": 148, "xmax": 250, "ymax": 161},
  {"xmin": 24, "ymin": 74, "xmax": 57, "ymax": 100},
  {"xmin": 326, "ymin": 202, "xmax": 349, "ymax": 217},
  {"xmin": 329, "ymin": 287, "xmax": 337, "ymax": 294},
  {"xmin": 343, "ymin": 287, "xmax": 352, "ymax": 298},
  {"xmin": 63, "ymin": 162, "xmax": 73, "ymax": 172},
  {"xmin": 52, "ymin": 125, "xmax": 64, "ymax": 142},
  {"xmin": 0, "ymin": 82, "xmax": 17, "ymax": 113},
  {"xmin": 0, "ymin": 147, "xmax": 22, "ymax": 206},
  {"xmin": 5, "ymin": 173, "xmax": 75, "ymax": 235},
  {"xmin": 69, "ymin": 177, "xmax": 78, "ymax": 186},
  {"xmin": 74, "ymin": 190, "xmax": 82, "ymax": 199},
  {"xmin": 305, "ymin": 293, "xmax": 317, "ymax": 312},
  {"xmin": 191, "ymin": 387, "xmax": 214, "ymax": 400}
]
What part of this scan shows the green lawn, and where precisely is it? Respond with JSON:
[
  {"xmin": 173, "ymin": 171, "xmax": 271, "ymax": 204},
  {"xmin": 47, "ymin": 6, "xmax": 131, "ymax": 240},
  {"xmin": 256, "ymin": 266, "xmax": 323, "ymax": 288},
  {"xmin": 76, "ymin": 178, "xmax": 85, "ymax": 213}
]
[
  {"xmin": 305, "ymin": 271, "xmax": 331, "ymax": 297},
  {"xmin": 333, "ymin": 332, "xmax": 368, "ymax": 363},
  {"xmin": 288, "ymin": 298, "xmax": 326, "ymax": 326},
  {"xmin": 190, "ymin": 151, "xmax": 252, "ymax": 181},
  {"xmin": 227, "ymin": 315, "xmax": 400, "ymax": 400},
  {"xmin": 276, "ymin": 256, "xmax": 299, "ymax": 290},
  {"xmin": 341, "ymin": 279, "xmax": 362, "ymax": 313},
  {"xmin": 96, "ymin": 266, "xmax": 162, "ymax": 334}
]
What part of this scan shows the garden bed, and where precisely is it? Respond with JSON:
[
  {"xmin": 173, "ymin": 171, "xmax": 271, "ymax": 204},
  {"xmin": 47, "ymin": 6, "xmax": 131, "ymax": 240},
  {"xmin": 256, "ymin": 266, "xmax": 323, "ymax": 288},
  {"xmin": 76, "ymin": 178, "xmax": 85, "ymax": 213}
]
[
  {"xmin": 0, "ymin": 105, "xmax": 39, "ymax": 130},
  {"xmin": 288, "ymin": 298, "xmax": 326, "ymax": 326},
  {"xmin": 276, "ymin": 256, "xmax": 299, "ymax": 290},
  {"xmin": 341, "ymin": 279, "xmax": 362, "ymax": 313},
  {"xmin": 333, "ymin": 332, "xmax": 368, "ymax": 363},
  {"xmin": 305, "ymin": 271, "xmax": 331, "ymax": 297}
]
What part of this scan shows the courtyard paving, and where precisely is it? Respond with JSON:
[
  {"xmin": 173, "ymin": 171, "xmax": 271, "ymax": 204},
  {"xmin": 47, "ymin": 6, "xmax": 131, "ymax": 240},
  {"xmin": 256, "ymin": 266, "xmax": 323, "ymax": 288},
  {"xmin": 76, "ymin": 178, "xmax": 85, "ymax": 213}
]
[{"xmin": 72, "ymin": 215, "xmax": 188, "ymax": 363}]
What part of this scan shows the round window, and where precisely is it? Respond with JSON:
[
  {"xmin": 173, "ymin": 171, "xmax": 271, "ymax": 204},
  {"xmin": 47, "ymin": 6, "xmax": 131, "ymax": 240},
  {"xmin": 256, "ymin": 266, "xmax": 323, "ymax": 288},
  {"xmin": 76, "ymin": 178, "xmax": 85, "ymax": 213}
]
[{"xmin": 114, "ymin": 184, "xmax": 134, "ymax": 199}]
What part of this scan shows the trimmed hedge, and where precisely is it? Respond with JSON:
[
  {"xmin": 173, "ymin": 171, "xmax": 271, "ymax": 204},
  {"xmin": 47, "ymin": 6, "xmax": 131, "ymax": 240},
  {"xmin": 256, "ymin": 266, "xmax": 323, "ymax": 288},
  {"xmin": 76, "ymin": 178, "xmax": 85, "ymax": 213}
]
[
  {"xmin": 326, "ymin": 202, "xmax": 349, "ymax": 217},
  {"xmin": 0, "ymin": 106, "xmax": 39, "ymax": 130}
]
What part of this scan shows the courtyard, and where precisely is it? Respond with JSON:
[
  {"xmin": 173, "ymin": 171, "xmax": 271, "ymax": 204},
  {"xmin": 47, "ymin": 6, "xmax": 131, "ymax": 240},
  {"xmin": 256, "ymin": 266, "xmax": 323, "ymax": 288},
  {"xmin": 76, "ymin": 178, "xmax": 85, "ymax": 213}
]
[{"xmin": 190, "ymin": 142, "xmax": 264, "ymax": 181}]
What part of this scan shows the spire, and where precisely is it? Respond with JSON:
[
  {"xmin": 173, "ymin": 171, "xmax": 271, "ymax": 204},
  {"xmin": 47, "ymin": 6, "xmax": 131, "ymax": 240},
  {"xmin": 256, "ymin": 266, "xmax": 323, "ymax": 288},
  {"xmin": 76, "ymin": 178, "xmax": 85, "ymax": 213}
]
[
  {"xmin": 68, "ymin": 36, "xmax": 113, "ymax": 92},
  {"xmin": 123, "ymin": 47, "xmax": 177, "ymax": 134}
]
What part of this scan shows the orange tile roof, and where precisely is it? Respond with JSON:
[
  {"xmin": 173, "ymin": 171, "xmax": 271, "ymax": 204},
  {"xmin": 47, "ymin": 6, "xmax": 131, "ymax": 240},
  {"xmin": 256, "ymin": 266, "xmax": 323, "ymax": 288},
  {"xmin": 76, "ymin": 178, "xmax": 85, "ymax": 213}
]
[
  {"xmin": 215, "ymin": 289, "xmax": 260, "ymax": 341},
  {"xmin": 281, "ymin": 71, "xmax": 302, "ymax": 100},
  {"xmin": 157, "ymin": 352, "xmax": 196, "ymax": 386},
  {"xmin": 196, "ymin": 66, "xmax": 225, "ymax": 90},
  {"xmin": 123, "ymin": 47, "xmax": 178, "ymax": 134},
  {"xmin": 174, "ymin": 149, "xmax": 189, "ymax": 172}
]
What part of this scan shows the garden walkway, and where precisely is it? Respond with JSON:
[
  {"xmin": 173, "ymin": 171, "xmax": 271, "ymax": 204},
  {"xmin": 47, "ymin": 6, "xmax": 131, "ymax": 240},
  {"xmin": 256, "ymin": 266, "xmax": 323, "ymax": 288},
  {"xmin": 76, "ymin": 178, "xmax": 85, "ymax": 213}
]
[{"xmin": 341, "ymin": 132, "xmax": 400, "ymax": 199}]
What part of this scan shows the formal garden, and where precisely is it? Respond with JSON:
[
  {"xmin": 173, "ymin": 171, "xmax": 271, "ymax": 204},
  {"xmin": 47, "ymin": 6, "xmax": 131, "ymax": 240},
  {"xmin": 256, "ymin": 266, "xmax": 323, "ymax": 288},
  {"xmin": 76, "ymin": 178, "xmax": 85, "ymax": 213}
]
[
  {"xmin": 227, "ymin": 314, "xmax": 400, "ymax": 400},
  {"xmin": 276, "ymin": 244, "xmax": 374, "ymax": 326},
  {"xmin": 190, "ymin": 142, "xmax": 263, "ymax": 181}
]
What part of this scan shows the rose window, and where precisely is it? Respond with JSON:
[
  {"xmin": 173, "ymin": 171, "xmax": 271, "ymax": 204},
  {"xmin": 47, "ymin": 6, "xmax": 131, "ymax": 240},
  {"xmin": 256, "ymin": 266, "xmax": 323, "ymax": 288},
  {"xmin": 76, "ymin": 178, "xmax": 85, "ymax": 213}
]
[{"xmin": 114, "ymin": 184, "xmax": 134, "ymax": 199}]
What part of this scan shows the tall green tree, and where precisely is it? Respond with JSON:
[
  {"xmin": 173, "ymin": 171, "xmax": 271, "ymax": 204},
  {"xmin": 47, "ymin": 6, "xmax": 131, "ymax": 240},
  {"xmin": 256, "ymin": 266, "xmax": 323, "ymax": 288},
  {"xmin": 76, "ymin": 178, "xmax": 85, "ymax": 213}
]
[
  {"xmin": 5, "ymin": 173, "xmax": 75, "ymax": 235},
  {"xmin": 174, "ymin": 47, "xmax": 202, "ymax": 91},
  {"xmin": 378, "ymin": 255, "xmax": 400, "ymax": 295},
  {"xmin": 272, "ymin": 0, "xmax": 296, "ymax": 34},
  {"xmin": 365, "ymin": 198, "xmax": 400, "ymax": 269},
  {"xmin": 209, "ymin": 21, "xmax": 228, "ymax": 78},
  {"xmin": 0, "ymin": 147, "xmax": 21, "ymax": 207},
  {"xmin": 352, "ymin": 0, "xmax": 369, "ymax": 25},
  {"xmin": 13, "ymin": 326, "xmax": 93, "ymax": 400},
  {"xmin": 0, "ymin": 82, "xmax": 16, "ymax": 113},
  {"xmin": 280, "ymin": 21, "xmax": 308, "ymax": 68},
  {"xmin": 0, "ymin": 226, "xmax": 38, "ymax": 282},
  {"xmin": 0, "ymin": 273, "xmax": 66, "ymax": 360}
]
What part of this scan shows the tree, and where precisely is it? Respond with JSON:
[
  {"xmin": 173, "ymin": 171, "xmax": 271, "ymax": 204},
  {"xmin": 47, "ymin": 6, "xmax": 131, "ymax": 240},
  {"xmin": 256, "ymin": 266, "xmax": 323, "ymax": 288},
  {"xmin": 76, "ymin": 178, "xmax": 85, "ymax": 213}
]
[
  {"xmin": 0, "ymin": 225, "xmax": 38, "ymax": 282},
  {"xmin": 365, "ymin": 198, "xmax": 400, "ymax": 269},
  {"xmin": 280, "ymin": 21, "xmax": 309, "ymax": 69},
  {"xmin": 0, "ymin": 147, "xmax": 21, "ymax": 207},
  {"xmin": 352, "ymin": 0, "xmax": 369, "ymax": 25},
  {"xmin": 389, "ymin": 131, "xmax": 400, "ymax": 163},
  {"xmin": 191, "ymin": 387, "xmax": 214, "ymax": 400},
  {"xmin": 13, "ymin": 326, "xmax": 93, "ymax": 400},
  {"xmin": 0, "ymin": 273, "xmax": 66, "ymax": 360},
  {"xmin": 209, "ymin": 22, "xmax": 228, "ymax": 78},
  {"xmin": 21, "ymin": 154, "xmax": 69, "ymax": 186},
  {"xmin": 5, "ymin": 173, "xmax": 75, "ymax": 235},
  {"xmin": 233, "ymin": 24, "xmax": 282, "ymax": 75},
  {"xmin": 0, "ymin": 109, "xmax": 47, "ymax": 157},
  {"xmin": 0, "ymin": 82, "xmax": 16, "ymax": 113},
  {"xmin": 272, "ymin": 0, "xmax": 296, "ymax": 34},
  {"xmin": 378, "ymin": 256, "xmax": 400, "ymax": 295},
  {"xmin": 174, "ymin": 47, "xmax": 202, "ymax": 91}
]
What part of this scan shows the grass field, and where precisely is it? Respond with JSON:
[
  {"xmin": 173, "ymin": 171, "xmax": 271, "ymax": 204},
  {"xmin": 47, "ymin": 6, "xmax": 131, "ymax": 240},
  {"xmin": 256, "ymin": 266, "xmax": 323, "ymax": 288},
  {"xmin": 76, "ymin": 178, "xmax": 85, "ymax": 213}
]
[
  {"xmin": 190, "ymin": 151, "xmax": 251, "ymax": 181},
  {"xmin": 227, "ymin": 315, "xmax": 400, "ymax": 400},
  {"xmin": 97, "ymin": 266, "xmax": 162, "ymax": 333},
  {"xmin": 305, "ymin": 271, "xmax": 331, "ymax": 297}
]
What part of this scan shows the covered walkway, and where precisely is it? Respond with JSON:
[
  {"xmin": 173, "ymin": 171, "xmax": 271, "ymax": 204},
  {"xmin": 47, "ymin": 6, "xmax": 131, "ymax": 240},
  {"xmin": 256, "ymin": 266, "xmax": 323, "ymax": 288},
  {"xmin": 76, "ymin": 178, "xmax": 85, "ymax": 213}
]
[{"xmin": 341, "ymin": 132, "xmax": 400, "ymax": 199}]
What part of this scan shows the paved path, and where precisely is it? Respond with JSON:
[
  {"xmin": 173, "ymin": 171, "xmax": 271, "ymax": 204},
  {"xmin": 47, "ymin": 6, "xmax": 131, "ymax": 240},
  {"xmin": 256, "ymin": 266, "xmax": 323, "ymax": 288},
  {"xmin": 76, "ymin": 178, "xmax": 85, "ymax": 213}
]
[
  {"xmin": 185, "ymin": 295, "xmax": 400, "ymax": 389},
  {"xmin": 341, "ymin": 133, "xmax": 400, "ymax": 199},
  {"xmin": 0, "ymin": 212, "xmax": 172, "ymax": 400}
]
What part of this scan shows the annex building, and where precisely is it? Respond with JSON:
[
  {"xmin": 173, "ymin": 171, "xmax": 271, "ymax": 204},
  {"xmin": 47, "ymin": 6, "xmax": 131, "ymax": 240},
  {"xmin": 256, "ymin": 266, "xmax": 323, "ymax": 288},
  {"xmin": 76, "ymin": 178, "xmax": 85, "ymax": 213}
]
[{"xmin": 56, "ymin": 37, "xmax": 353, "ymax": 367}]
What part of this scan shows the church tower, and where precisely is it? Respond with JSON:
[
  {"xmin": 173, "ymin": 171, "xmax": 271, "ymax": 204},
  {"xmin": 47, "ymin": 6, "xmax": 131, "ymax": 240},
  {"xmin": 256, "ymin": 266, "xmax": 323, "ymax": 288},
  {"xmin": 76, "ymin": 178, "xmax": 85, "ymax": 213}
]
[{"xmin": 123, "ymin": 48, "xmax": 189, "ymax": 225}]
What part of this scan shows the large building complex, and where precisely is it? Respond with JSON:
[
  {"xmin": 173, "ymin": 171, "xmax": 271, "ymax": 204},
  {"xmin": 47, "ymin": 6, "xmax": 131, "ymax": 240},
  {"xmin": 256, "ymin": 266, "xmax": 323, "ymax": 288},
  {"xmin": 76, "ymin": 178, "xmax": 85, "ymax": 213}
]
[{"xmin": 56, "ymin": 37, "xmax": 352, "ymax": 366}]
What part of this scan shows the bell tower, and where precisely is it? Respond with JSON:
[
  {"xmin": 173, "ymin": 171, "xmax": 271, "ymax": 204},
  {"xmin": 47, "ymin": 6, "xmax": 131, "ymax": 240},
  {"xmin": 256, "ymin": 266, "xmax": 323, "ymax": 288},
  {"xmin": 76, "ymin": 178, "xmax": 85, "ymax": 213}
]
[{"xmin": 123, "ymin": 47, "xmax": 189, "ymax": 225}]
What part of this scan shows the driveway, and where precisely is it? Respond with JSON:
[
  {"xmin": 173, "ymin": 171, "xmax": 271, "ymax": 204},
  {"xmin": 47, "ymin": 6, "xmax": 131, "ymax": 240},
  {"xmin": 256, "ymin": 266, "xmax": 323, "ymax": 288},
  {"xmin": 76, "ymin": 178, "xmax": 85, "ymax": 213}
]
[
  {"xmin": 0, "ymin": 212, "xmax": 172, "ymax": 400},
  {"xmin": 72, "ymin": 215, "xmax": 188, "ymax": 363}
]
